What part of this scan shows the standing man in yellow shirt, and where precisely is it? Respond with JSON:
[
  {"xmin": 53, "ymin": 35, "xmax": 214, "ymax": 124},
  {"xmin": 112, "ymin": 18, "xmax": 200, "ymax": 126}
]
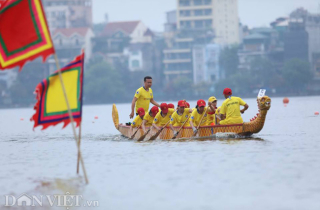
[
  {"xmin": 219, "ymin": 88, "xmax": 249, "ymax": 125},
  {"xmin": 129, "ymin": 76, "xmax": 160, "ymax": 119}
]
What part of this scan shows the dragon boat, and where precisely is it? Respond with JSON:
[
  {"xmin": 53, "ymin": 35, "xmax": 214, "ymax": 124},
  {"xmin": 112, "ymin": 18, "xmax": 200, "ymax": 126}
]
[{"xmin": 112, "ymin": 96, "xmax": 271, "ymax": 140}]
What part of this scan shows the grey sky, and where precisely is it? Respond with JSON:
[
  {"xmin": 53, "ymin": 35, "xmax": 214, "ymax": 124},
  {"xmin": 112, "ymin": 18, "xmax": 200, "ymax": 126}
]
[{"xmin": 92, "ymin": 0, "xmax": 319, "ymax": 31}]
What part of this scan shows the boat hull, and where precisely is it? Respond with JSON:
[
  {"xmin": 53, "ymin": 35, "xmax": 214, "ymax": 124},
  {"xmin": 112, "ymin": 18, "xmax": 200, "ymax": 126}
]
[{"xmin": 119, "ymin": 124, "xmax": 249, "ymax": 140}]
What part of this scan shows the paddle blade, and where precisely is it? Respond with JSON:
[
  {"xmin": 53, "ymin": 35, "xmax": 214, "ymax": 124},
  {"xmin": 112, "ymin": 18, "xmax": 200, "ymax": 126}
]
[
  {"xmin": 149, "ymin": 130, "xmax": 161, "ymax": 141},
  {"xmin": 192, "ymin": 130, "xmax": 198, "ymax": 137},
  {"xmin": 137, "ymin": 134, "xmax": 146, "ymax": 142},
  {"xmin": 137, "ymin": 129, "xmax": 150, "ymax": 142}
]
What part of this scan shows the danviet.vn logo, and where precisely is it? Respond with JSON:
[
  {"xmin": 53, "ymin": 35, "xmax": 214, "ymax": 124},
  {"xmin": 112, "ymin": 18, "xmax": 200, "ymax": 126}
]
[{"xmin": 4, "ymin": 192, "xmax": 99, "ymax": 208}]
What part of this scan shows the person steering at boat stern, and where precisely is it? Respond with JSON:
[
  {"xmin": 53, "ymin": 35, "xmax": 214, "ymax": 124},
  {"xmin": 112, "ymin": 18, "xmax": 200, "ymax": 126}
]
[
  {"xmin": 169, "ymin": 100, "xmax": 192, "ymax": 136},
  {"xmin": 190, "ymin": 99, "xmax": 208, "ymax": 134},
  {"xmin": 142, "ymin": 106, "xmax": 159, "ymax": 133},
  {"xmin": 129, "ymin": 76, "xmax": 160, "ymax": 119},
  {"xmin": 129, "ymin": 108, "xmax": 145, "ymax": 136},
  {"xmin": 152, "ymin": 103, "xmax": 175, "ymax": 131},
  {"xmin": 219, "ymin": 88, "xmax": 249, "ymax": 125}
]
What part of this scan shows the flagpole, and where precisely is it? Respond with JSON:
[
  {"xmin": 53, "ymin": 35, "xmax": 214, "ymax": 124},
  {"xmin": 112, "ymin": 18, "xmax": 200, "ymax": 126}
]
[
  {"xmin": 53, "ymin": 53, "xmax": 89, "ymax": 184},
  {"xmin": 77, "ymin": 122, "xmax": 82, "ymax": 174}
]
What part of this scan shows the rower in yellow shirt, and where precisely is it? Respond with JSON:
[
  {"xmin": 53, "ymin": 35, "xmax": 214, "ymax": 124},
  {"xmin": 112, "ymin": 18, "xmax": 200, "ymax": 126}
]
[
  {"xmin": 152, "ymin": 103, "xmax": 175, "ymax": 131},
  {"xmin": 129, "ymin": 107, "xmax": 145, "ymax": 136},
  {"xmin": 169, "ymin": 100, "xmax": 192, "ymax": 136},
  {"xmin": 206, "ymin": 96, "xmax": 219, "ymax": 126},
  {"xmin": 190, "ymin": 99, "xmax": 207, "ymax": 134},
  {"xmin": 219, "ymin": 88, "xmax": 249, "ymax": 125},
  {"xmin": 141, "ymin": 106, "xmax": 159, "ymax": 132}
]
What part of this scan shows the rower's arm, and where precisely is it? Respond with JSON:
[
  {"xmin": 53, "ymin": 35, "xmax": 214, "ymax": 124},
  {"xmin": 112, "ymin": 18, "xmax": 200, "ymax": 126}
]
[
  {"xmin": 208, "ymin": 103, "xmax": 216, "ymax": 112},
  {"xmin": 169, "ymin": 124, "xmax": 175, "ymax": 132},
  {"xmin": 130, "ymin": 97, "xmax": 138, "ymax": 119},
  {"xmin": 150, "ymin": 98, "xmax": 160, "ymax": 107},
  {"xmin": 189, "ymin": 120, "xmax": 196, "ymax": 130},
  {"xmin": 240, "ymin": 104, "xmax": 249, "ymax": 114},
  {"xmin": 152, "ymin": 123, "xmax": 161, "ymax": 131},
  {"xmin": 142, "ymin": 120, "xmax": 147, "ymax": 132}
]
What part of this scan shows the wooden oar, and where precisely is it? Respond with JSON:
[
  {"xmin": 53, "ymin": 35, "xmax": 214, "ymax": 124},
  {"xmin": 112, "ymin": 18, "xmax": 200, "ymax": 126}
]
[
  {"xmin": 130, "ymin": 124, "xmax": 142, "ymax": 140},
  {"xmin": 193, "ymin": 108, "xmax": 208, "ymax": 137},
  {"xmin": 137, "ymin": 127, "xmax": 151, "ymax": 142},
  {"xmin": 172, "ymin": 114, "xmax": 192, "ymax": 139},
  {"xmin": 148, "ymin": 120, "xmax": 171, "ymax": 141}
]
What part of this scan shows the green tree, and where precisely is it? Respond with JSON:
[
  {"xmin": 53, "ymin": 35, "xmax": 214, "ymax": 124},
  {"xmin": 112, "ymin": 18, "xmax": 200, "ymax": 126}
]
[
  {"xmin": 250, "ymin": 57, "xmax": 283, "ymax": 89},
  {"xmin": 84, "ymin": 61, "xmax": 125, "ymax": 103},
  {"xmin": 172, "ymin": 76, "xmax": 194, "ymax": 98},
  {"xmin": 219, "ymin": 45, "xmax": 239, "ymax": 76},
  {"xmin": 282, "ymin": 58, "xmax": 312, "ymax": 92}
]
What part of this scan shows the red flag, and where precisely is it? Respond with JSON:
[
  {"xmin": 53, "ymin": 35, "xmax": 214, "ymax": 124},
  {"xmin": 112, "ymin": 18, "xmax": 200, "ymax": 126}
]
[{"xmin": 0, "ymin": 0, "xmax": 54, "ymax": 70}]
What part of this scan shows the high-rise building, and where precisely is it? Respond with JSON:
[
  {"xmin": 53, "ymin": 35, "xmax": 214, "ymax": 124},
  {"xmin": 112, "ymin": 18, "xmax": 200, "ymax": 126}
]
[{"xmin": 177, "ymin": 0, "xmax": 239, "ymax": 44}]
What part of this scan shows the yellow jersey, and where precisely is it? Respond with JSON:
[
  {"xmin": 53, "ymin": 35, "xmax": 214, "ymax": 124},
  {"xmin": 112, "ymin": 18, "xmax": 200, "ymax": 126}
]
[
  {"xmin": 170, "ymin": 108, "xmax": 191, "ymax": 127},
  {"xmin": 191, "ymin": 107, "xmax": 208, "ymax": 127},
  {"xmin": 143, "ymin": 112, "xmax": 154, "ymax": 126},
  {"xmin": 220, "ymin": 97, "xmax": 246, "ymax": 125},
  {"xmin": 134, "ymin": 87, "xmax": 153, "ymax": 113},
  {"xmin": 132, "ymin": 115, "xmax": 143, "ymax": 128},
  {"xmin": 153, "ymin": 108, "xmax": 175, "ymax": 126}
]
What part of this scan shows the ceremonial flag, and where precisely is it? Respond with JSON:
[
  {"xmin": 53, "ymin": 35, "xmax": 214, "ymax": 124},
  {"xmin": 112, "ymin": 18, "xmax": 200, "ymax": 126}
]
[
  {"xmin": 31, "ymin": 53, "xmax": 84, "ymax": 130},
  {"xmin": 0, "ymin": 0, "xmax": 54, "ymax": 70}
]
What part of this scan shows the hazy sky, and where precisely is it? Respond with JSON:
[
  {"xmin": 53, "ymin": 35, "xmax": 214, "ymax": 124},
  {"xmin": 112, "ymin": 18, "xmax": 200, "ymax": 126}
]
[{"xmin": 92, "ymin": 0, "xmax": 319, "ymax": 31}]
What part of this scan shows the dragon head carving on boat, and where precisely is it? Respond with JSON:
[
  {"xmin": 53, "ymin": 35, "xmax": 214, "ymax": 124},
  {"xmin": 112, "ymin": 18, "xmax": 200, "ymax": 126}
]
[
  {"xmin": 257, "ymin": 96, "xmax": 271, "ymax": 111},
  {"xmin": 241, "ymin": 96, "xmax": 271, "ymax": 135}
]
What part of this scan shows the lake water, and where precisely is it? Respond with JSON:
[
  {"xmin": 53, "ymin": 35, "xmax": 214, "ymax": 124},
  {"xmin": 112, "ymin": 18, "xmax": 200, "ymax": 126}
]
[{"xmin": 0, "ymin": 96, "xmax": 320, "ymax": 210}]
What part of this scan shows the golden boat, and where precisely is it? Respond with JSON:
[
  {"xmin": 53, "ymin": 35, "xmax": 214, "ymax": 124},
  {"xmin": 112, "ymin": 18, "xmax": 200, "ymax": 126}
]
[{"xmin": 112, "ymin": 96, "xmax": 271, "ymax": 140}]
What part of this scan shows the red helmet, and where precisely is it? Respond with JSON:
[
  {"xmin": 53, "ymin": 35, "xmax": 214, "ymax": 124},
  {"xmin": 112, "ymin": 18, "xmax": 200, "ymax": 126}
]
[
  {"xmin": 197, "ymin": 99, "xmax": 206, "ymax": 107},
  {"xmin": 185, "ymin": 102, "xmax": 190, "ymax": 108},
  {"xmin": 150, "ymin": 106, "xmax": 159, "ymax": 116},
  {"xmin": 160, "ymin": 103, "xmax": 169, "ymax": 114},
  {"xmin": 223, "ymin": 88, "xmax": 232, "ymax": 95},
  {"xmin": 168, "ymin": 103, "xmax": 175, "ymax": 109},
  {"xmin": 178, "ymin": 100, "xmax": 186, "ymax": 107},
  {"xmin": 137, "ymin": 108, "xmax": 145, "ymax": 117}
]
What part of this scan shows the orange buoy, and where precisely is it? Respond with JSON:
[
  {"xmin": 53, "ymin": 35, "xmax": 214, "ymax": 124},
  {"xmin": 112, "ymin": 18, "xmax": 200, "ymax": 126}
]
[
  {"xmin": 283, "ymin": 97, "xmax": 289, "ymax": 104},
  {"xmin": 315, "ymin": 111, "xmax": 319, "ymax": 116},
  {"xmin": 94, "ymin": 116, "xmax": 98, "ymax": 119},
  {"xmin": 20, "ymin": 118, "xmax": 24, "ymax": 121}
]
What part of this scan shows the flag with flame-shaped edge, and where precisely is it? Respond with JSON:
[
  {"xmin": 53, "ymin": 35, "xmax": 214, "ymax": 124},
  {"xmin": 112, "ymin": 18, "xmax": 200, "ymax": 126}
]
[{"xmin": 31, "ymin": 52, "xmax": 84, "ymax": 130}]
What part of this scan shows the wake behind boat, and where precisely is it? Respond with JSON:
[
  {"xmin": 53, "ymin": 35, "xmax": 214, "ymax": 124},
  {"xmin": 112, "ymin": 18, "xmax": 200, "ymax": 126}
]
[{"xmin": 112, "ymin": 96, "xmax": 271, "ymax": 141}]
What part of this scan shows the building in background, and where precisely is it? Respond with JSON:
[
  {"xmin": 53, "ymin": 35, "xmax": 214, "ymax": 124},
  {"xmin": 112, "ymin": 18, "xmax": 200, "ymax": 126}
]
[
  {"xmin": 177, "ymin": 0, "xmax": 239, "ymax": 44},
  {"xmin": 92, "ymin": 20, "xmax": 162, "ymax": 74},
  {"xmin": 164, "ymin": 10, "xmax": 177, "ymax": 34},
  {"xmin": 192, "ymin": 44, "xmax": 221, "ymax": 84},
  {"xmin": 43, "ymin": 0, "xmax": 92, "ymax": 32},
  {"xmin": 283, "ymin": 18, "xmax": 309, "ymax": 61},
  {"xmin": 51, "ymin": 27, "xmax": 94, "ymax": 66},
  {"xmin": 238, "ymin": 27, "xmax": 280, "ymax": 71}
]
